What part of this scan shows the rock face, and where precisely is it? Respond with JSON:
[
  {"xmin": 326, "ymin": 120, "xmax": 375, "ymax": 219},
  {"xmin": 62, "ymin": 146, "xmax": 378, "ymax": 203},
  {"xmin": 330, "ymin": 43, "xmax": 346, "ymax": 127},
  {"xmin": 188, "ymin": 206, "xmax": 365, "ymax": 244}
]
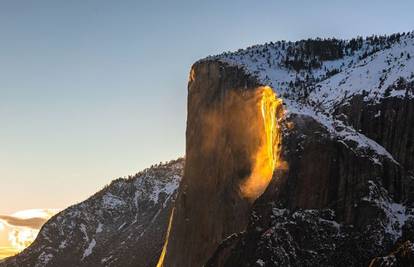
[
  {"xmin": 0, "ymin": 159, "xmax": 183, "ymax": 267},
  {"xmin": 206, "ymin": 115, "xmax": 412, "ymax": 266},
  {"xmin": 201, "ymin": 33, "xmax": 414, "ymax": 266},
  {"xmin": 369, "ymin": 240, "xmax": 414, "ymax": 267},
  {"xmin": 176, "ymin": 33, "xmax": 414, "ymax": 266},
  {"xmin": 159, "ymin": 61, "xmax": 283, "ymax": 267},
  {"xmin": 338, "ymin": 94, "xmax": 414, "ymax": 175},
  {"xmin": 265, "ymin": 114, "xmax": 404, "ymax": 223}
]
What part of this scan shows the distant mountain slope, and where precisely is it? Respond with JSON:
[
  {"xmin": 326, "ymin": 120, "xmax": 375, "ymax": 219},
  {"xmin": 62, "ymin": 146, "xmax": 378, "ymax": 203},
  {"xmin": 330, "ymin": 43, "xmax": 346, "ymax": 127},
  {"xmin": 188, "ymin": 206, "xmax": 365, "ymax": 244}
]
[{"xmin": 0, "ymin": 159, "xmax": 183, "ymax": 267}]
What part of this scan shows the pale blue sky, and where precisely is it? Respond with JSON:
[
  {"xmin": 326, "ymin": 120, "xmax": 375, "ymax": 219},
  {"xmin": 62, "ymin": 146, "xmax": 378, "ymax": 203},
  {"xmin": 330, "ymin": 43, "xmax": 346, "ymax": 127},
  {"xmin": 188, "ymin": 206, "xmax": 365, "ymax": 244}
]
[{"xmin": 1, "ymin": 0, "xmax": 413, "ymax": 213}]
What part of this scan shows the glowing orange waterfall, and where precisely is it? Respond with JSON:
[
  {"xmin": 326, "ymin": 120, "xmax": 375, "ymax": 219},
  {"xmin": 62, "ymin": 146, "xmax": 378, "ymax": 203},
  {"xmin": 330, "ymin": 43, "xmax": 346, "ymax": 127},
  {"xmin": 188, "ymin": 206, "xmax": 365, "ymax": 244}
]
[{"xmin": 240, "ymin": 86, "xmax": 283, "ymax": 201}]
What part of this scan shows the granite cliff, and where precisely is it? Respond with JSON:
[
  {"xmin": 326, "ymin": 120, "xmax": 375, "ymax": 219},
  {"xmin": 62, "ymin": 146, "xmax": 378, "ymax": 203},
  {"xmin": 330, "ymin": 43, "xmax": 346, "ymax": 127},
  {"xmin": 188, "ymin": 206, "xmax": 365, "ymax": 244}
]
[{"xmin": 162, "ymin": 32, "xmax": 414, "ymax": 267}]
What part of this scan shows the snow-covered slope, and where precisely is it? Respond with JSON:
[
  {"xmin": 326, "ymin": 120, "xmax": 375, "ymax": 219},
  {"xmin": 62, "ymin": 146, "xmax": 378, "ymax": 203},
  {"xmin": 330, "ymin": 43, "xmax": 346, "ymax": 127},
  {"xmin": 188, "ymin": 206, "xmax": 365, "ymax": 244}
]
[
  {"xmin": 0, "ymin": 159, "xmax": 183, "ymax": 267},
  {"xmin": 205, "ymin": 32, "xmax": 414, "ymax": 164},
  {"xmin": 208, "ymin": 32, "xmax": 414, "ymax": 106}
]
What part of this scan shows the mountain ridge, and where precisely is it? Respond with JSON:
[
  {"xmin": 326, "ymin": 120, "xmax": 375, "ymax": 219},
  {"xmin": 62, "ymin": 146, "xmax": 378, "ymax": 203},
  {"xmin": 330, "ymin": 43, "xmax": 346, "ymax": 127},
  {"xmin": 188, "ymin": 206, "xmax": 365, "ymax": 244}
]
[{"xmin": 1, "ymin": 159, "xmax": 183, "ymax": 267}]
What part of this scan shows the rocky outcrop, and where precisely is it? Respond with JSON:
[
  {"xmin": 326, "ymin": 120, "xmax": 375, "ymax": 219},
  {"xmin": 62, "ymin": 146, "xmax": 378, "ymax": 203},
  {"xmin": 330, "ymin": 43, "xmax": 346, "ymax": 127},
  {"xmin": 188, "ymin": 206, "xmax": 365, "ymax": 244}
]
[
  {"xmin": 206, "ymin": 113, "xmax": 412, "ymax": 266},
  {"xmin": 336, "ymin": 92, "xmax": 414, "ymax": 178},
  {"xmin": 159, "ymin": 61, "xmax": 283, "ymax": 267},
  {"xmin": 160, "ymin": 55, "xmax": 413, "ymax": 267},
  {"xmin": 369, "ymin": 240, "xmax": 414, "ymax": 267},
  {"xmin": 264, "ymin": 114, "xmax": 405, "ymax": 224},
  {"xmin": 200, "ymin": 33, "xmax": 414, "ymax": 267},
  {"xmin": 161, "ymin": 33, "xmax": 414, "ymax": 266},
  {"xmin": 0, "ymin": 159, "xmax": 183, "ymax": 267}
]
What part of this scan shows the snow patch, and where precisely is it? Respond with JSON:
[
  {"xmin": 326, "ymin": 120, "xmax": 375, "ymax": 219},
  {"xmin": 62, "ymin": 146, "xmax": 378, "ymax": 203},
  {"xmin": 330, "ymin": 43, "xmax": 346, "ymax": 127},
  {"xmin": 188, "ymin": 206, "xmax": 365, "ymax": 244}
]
[
  {"xmin": 256, "ymin": 259, "xmax": 265, "ymax": 266},
  {"xmin": 82, "ymin": 239, "xmax": 96, "ymax": 260},
  {"xmin": 363, "ymin": 180, "xmax": 413, "ymax": 240},
  {"xmin": 36, "ymin": 252, "xmax": 53, "ymax": 266},
  {"xmin": 102, "ymin": 193, "xmax": 127, "ymax": 209},
  {"xmin": 118, "ymin": 222, "xmax": 127, "ymax": 230},
  {"xmin": 96, "ymin": 222, "xmax": 103, "ymax": 233},
  {"xmin": 59, "ymin": 240, "xmax": 67, "ymax": 249},
  {"xmin": 149, "ymin": 175, "xmax": 180, "ymax": 203}
]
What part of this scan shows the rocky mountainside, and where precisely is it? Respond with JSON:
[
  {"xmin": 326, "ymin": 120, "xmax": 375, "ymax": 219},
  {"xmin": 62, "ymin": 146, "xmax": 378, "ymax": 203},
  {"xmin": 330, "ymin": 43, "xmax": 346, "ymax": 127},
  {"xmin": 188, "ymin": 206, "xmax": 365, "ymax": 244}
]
[
  {"xmin": 3, "ymin": 32, "xmax": 414, "ymax": 267},
  {"xmin": 0, "ymin": 159, "xmax": 183, "ymax": 267},
  {"xmin": 161, "ymin": 32, "xmax": 414, "ymax": 267}
]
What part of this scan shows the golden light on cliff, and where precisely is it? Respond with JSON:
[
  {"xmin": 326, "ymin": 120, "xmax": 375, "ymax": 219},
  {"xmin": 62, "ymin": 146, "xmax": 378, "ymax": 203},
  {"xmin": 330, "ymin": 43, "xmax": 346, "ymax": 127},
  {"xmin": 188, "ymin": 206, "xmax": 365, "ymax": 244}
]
[
  {"xmin": 240, "ymin": 86, "xmax": 283, "ymax": 200},
  {"xmin": 156, "ymin": 207, "xmax": 175, "ymax": 267},
  {"xmin": 156, "ymin": 81, "xmax": 285, "ymax": 266}
]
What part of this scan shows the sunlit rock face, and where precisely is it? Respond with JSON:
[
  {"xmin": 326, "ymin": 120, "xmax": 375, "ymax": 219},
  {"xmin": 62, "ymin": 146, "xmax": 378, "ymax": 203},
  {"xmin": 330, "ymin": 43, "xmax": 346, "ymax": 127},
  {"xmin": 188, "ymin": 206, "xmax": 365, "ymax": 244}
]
[
  {"xmin": 159, "ymin": 61, "xmax": 283, "ymax": 267},
  {"xmin": 203, "ymin": 80, "xmax": 414, "ymax": 267},
  {"xmin": 200, "ymin": 34, "xmax": 414, "ymax": 266},
  {"xmin": 206, "ymin": 114, "xmax": 410, "ymax": 266}
]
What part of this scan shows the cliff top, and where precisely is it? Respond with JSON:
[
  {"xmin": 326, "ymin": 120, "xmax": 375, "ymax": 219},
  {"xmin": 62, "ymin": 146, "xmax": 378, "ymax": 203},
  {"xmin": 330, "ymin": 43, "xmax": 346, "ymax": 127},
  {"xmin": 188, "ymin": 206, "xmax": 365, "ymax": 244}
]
[{"xmin": 200, "ymin": 32, "xmax": 414, "ymax": 164}]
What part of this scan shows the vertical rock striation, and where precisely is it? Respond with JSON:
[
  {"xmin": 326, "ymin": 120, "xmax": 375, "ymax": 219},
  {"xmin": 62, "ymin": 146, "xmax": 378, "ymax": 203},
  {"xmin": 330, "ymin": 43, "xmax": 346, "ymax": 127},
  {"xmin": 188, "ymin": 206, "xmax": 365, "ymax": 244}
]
[{"xmin": 336, "ymin": 94, "xmax": 414, "ymax": 175}]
